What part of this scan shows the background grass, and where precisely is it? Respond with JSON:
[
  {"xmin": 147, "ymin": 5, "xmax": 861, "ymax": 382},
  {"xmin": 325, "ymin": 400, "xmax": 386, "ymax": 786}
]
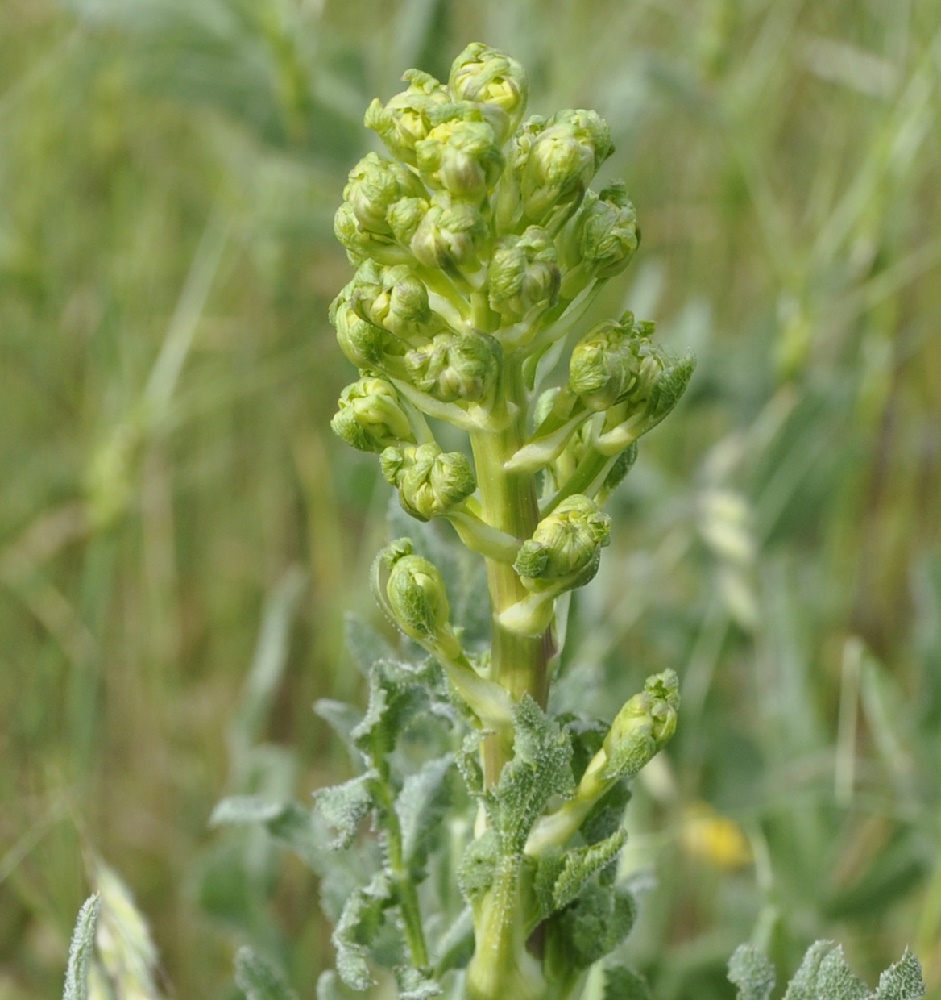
[{"xmin": 1, "ymin": 0, "xmax": 940, "ymax": 997}]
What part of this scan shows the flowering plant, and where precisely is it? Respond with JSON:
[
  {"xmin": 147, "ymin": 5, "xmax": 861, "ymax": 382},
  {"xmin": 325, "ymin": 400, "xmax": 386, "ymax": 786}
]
[{"xmin": 63, "ymin": 41, "xmax": 926, "ymax": 1000}]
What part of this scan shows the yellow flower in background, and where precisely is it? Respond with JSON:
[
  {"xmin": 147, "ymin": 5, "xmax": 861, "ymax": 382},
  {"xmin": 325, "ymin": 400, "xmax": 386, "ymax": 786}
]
[{"xmin": 679, "ymin": 801, "xmax": 753, "ymax": 872}]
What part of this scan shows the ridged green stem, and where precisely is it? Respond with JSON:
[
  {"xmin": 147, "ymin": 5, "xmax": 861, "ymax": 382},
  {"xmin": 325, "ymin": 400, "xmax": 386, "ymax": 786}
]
[{"xmin": 470, "ymin": 355, "xmax": 553, "ymax": 790}]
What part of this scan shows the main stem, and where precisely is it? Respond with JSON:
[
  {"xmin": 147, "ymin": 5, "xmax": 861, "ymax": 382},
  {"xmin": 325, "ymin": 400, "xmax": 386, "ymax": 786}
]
[{"xmin": 469, "ymin": 355, "xmax": 553, "ymax": 789}]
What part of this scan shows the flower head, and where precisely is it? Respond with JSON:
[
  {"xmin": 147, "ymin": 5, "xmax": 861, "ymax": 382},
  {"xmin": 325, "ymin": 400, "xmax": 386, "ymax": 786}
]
[
  {"xmin": 343, "ymin": 152, "xmax": 426, "ymax": 236},
  {"xmin": 514, "ymin": 109, "xmax": 614, "ymax": 231},
  {"xmin": 415, "ymin": 117, "xmax": 504, "ymax": 201},
  {"xmin": 488, "ymin": 226, "xmax": 561, "ymax": 321},
  {"xmin": 381, "ymin": 538, "xmax": 458, "ymax": 650},
  {"xmin": 449, "ymin": 42, "xmax": 528, "ymax": 139},
  {"xmin": 405, "ymin": 329, "xmax": 500, "ymax": 404},
  {"xmin": 381, "ymin": 443, "xmax": 476, "ymax": 521},
  {"xmin": 330, "ymin": 376, "xmax": 415, "ymax": 453},
  {"xmin": 365, "ymin": 69, "xmax": 451, "ymax": 165},
  {"xmin": 514, "ymin": 495, "xmax": 611, "ymax": 593}
]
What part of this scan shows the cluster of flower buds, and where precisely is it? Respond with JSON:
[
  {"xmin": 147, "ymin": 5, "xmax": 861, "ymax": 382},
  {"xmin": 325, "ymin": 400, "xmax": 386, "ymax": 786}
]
[{"xmin": 329, "ymin": 41, "xmax": 693, "ymax": 697}]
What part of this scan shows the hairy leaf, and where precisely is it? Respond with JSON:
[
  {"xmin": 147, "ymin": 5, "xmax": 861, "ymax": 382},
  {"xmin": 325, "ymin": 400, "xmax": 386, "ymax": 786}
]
[
  {"xmin": 333, "ymin": 873, "xmax": 394, "ymax": 991},
  {"xmin": 344, "ymin": 613, "xmax": 396, "ymax": 676},
  {"xmin": 728, "ymin": 945, "xmax": 776, "ymax": 1000},
  {"xmin": 873, "ymin": 951, "xmax": 926, "ymax": 1000},
  {"xmin": 394, "ymin": 965, "xmax": 443, "ymax": 999},
  {"xmin": 783, "ymin": 942, "xmax": 868, "ymax": 1000},
  {"xmin": 603, "ymin": 965, "xmax": 653, "ymax": 1000},
  {"xmin": 484, "ymin": 695, "xmax": 575, "ymax": 854},
  {"xmin": 550, "ymin": 880, "xmax": 637, "ymax": 969},
  {"xmin": 396, "ymin": 754, "xmax": 454, "ymax": 881},
  {"xmin": 551, "ymin": 829, "xmax": 626, "ymax": 911},
  {"xmin": 313, "ymin": 771, "xmax": 379, "ymax": 850},
  {"xmin": 234, "ymin": 947, "xmax": 298, "ymax": 1000}
]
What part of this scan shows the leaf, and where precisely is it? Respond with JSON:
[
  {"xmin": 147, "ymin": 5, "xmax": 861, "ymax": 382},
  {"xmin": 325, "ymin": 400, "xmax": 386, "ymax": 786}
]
[
  {"xmin": 210, "ymin": 794, "xmax": 290, "ymax": 827},
  {"xmin": 432, "ymin": 906, "xmax": 475, "ymax": 975},
  {"xmin": 387, "ymin": 500, "xmax": 488, "ymax": 646},
  {"xmin": 344, "ymin": 613, "xmax": 396, "ymax": 675},
  {"xmin": 314, "ymin": 699, "xmax": 363, "ymax": 761},
  {"xmin": 457, "ymin": 828, "xmax": 499, "ymax": 905},
  {"xmin": 782, "ymin": 942, "xmax": 868, "ymax": 1000},
  {"xmin": 484, "ymin": 695, "xmax": 575, "ymax": 855},
  {"xmin": 352, "ymin": 657, "xmax": 449, "ymax": 760},
  {"xmin": 455, "ymin": 730, "xmax": 485, "ymax": 798},
  {"xmin": 62, "ymin": 894, "xmax": 100, "ymax": 1000},
  {"xmin": 394, "ymin": 965, "xmax": 443, "ymax": 999},
  {"xmin": 551, "ymin": 829, "xmax": 626, "ymax": 910},
  {"xmin": 234, "ymin": 947, "xmax": 299, "ymax": 1000},
  {"xmin": 603, "ymin": 965, "xmax": 654, "ymax": 1000},
  {"xmin": 313, "ymin": 771, "xmax": 379, "ymax": 849},
  {"xmin": 551, "ymin": 881, "xmax": 637, "ymax": 970},
  {"xmin": 332, "ymin": 873, "xmax": 394, "ymax": 991},
  {"xmin": 728, "ymin": 945, "xmax": 776, "ymax": 1000},
  {"xmin": 396, "ymin": 754, "xmax": 454, "ymax": 880},
  {"xmin": 316, "ymin": 970, "xmax": 344, "ymax": 1000},
  {"xmin": 872, "ymin": 950, "xmax": 925, "ymax": 1000},
  {"xmin": 736, "ymin": 943, "xmax": 925, "ymax": 1000}
]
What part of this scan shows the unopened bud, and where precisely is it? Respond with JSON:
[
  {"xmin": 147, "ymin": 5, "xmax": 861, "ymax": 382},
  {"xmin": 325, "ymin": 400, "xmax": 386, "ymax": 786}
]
[
  {"xmin": 343, "ymin": 152, "xmax": 426, "ymax": 235},
  {"xmin": 415, "ymin": 118, "xmax": 504, "ymax": 201},
  {"xmin": 602, "ymin": 670, "xmax": 679, "ymax": 781},
  {"xmin": 334, "ymin": 201, "xmax": 410, "ymax": 266},
  {"xmin": 569, "ymin": 313, "xmax": 648, "ymax": 412},
  {"xmin": 405, "ymin": 330, "xmax": 500, "ymax": 403},
  {"xmin": 516, "ymin": 109, "xmax": 614, "ymax": 230},
  {"xmin": 382, "ymin": 538, "xmax": 457, "ymax": 650},
  {"xmin": 562, "ymin": 182, "xmax": 639, "ymax": 282},
  {"xmin": 409, "ymin": 198, "xmax": 487, "ymax": 273},
  {"xmin": 449, "ymin": 43, "xmax": 528, "ymax": 139},
  {"xmin": 351, "ymin": 261, "xmax": 432, "ymax": 340},
  {"xmin": 514, "ymin": 494, "xmax": 611, "ymax": 593},
  {"xmin": 381, "ymin": 443, "xmax": 476, "ymax": 521},
  {"xmin": 330, "ymin": 376, "xmax": 414, "ymax": 453},
  {"xmin": 330, "ymin": 283, "xmax": 400, "ymax": 369},
  {"xmin": 365, "ymin": 69, "xmax": 451, "ymax": 165},
  {"xmin": 488, "ymin": 226, "xmax": 561, "ymax": 321}
]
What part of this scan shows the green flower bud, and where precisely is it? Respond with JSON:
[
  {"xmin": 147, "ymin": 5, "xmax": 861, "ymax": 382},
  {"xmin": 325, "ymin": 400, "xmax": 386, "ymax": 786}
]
[
  {"xmin": 601, "ymin": 669, "xmax": 679, "ymax": 782},
  {"xmin": 514, "ymin": 494, "xmax": 611, "ymax": 593},
  {"xmin": 334, "ymin": 200, "xmax": 410, "ymax": 266},
  {"xmin": 405, "ymin": 329, "xmax": 500, "ymax": 403},
  {"xmin": 382, "ymin": 538, "xmax": 457, "ymax": 649},
  {"xmin": 387, "ymin": 196, "xmax": 430, "ymax": 247},
  {"xmin": 350, "ymin": 261, "xmax": 432, "ymax": 341},
  {"xmin": 415, "ymin": 118, "xmax": 504, "ymax": 200},
  {"xmin": 561, "ymin": 182, "xmax": 639, "ymax": 283},
  {"xmin": 330, "ymin": 376, "xmax": 415, "ymax": 453},
  {"xmin": 488, "ymin": 226, "xmax": 561, "ymax": 321},
  {"xmin": 364, "ymin": 69, "xmax": 451, "ymax": 165},
  {"xmin": 449, "ymin": 42, "xmax": 528, "ymax": 139},
  {"xmin": 568, "ymin": 312, "xmax": 650, "ymax": 412},
  {"xmin": 637, "ymin": 352, "xmax": 696, "ymax": 428},
  {"xmin": 342, "ymin": 152, "xmax": 426, "ymax": 235},
  {"xmin": 515, "ymin": 109, "xmax": 614, "ymax": 230},
  {"xmin": 409, "ymin": 197, "xmax": 487, "ymax": 273},
  {"xmin": 381, "ymin": 443, "xmax": 476, "ymax": 521},
  {"xmin": 330, "ymin": 282, "xmax": 400, "ymax": 368}
]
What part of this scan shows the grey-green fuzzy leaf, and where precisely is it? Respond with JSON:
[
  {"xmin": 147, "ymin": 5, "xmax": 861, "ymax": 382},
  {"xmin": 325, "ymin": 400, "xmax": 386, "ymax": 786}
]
[
  {"xmin": 234, "ymin": 947, "xmax": 299, "ymax": 1000},
  {"xmin": 728, "ymin": 945, "xmax": 776, "ymax": 1000},
  {"xmin": 313, "ymin": 771, "xmax": 379, "ymax": 850}
]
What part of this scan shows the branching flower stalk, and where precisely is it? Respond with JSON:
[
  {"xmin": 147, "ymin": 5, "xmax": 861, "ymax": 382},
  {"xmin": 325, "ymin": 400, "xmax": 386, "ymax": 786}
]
[{"xmin": 324, "ymin": 43, "xmax": 691, "ymax": 1000}]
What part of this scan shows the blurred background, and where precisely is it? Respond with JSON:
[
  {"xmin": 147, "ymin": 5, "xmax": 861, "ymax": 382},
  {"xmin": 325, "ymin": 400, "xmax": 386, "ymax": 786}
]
[{"xmin": 1, "ymin": 0, "xmax": 940, "ymax": 997}]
